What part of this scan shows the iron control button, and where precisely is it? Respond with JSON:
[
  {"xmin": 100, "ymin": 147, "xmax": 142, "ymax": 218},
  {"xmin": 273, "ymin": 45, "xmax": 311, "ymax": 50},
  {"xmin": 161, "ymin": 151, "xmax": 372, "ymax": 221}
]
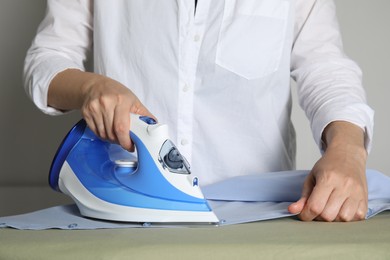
[{"xmin": 139, "ymin": 116, "xmax": 157, "ymax": 125}]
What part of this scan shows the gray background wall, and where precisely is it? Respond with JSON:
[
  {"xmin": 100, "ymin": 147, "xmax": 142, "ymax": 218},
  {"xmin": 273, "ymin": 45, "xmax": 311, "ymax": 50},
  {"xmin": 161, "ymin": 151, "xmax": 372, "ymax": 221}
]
[{"xmin": 0, "ymin": 0, "xmax": 389, "ymax": 190}]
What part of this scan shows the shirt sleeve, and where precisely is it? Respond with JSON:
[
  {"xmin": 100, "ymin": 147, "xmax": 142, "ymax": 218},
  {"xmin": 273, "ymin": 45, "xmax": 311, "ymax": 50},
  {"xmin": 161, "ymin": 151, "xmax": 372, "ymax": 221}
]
[
  {"xmin": 291, "ymin": 0, "xmax": 374, "ymax": 153},
  {"xmin": 23, "ymin": 0, "xmax": 93, "ymax": 115}
]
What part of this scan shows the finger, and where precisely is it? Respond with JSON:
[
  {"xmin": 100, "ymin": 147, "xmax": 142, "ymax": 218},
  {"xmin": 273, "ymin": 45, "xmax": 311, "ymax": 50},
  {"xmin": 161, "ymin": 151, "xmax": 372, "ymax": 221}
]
[
  {"xmin": 336, "ymin": 199, "xmax": 367, "ymax": 222},
  {"xmin": 354, "ymin": 199, "xmax": 368, "ymax": 221},
  {"xmin": 82, "ymin": 101, "xmax": 107, "ymax": 140},
  {"xmin": 113, "ymin": 105, "xmax": 132, "ymax": 151},
  {"xmin": 335, "ymin": 198, "xmax": 359, "ymax": 222},
  {"xmin": 102, "ymin": 106, "xmax": 116, "ymax": 142},
  {"xmin": 301, "ymin": 173, "xmax": 315, "ymax": 201},
  {"xmin": 290, "ymin": 174, "xmax": 314, "ymax": 217},
  {"xmin": 84, "ymin": 113, "xmax": 106, "ymax": 140},
  {"xmin": 85, "ymin": 93, "xmax": 113, "ymax": 142},
  {"xmin": 288, "ymin": 174, "xmax": 313, "ymax": 215},
  {"xmin": 83, "ymin": 116, "xmax": 97, "ymax": 136},
  {"xmin": 288, "ymin": 197, "xmax": 307, "ymax": 214},
  {"xmin": 93, "ymin": 115, "xmax": 107, "ymax": 140},
  {"xmin": 129, "ymin": 100, "xmax": 156, "ymax": 121},
  {"xmin": 299, "ymin": 185, "xmax": 334, "ymax": 222},
  {"xmin": 315, "ymin": 190, "xmax": 347, "ymax": 222}
]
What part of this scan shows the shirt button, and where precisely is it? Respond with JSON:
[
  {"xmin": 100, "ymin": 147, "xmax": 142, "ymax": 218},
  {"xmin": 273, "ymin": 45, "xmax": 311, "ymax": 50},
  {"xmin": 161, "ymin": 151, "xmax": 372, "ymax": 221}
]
[
  {"xmin": 182, "ymin": 84, "xmax": 190, "ymax": 92},
  {"xmin": 193, "ymin": 34, "xmax": 201, "ymax": 42},
  {"xmin": 180, "ymin": 139, "xmax": 189, "ymax": 146}
]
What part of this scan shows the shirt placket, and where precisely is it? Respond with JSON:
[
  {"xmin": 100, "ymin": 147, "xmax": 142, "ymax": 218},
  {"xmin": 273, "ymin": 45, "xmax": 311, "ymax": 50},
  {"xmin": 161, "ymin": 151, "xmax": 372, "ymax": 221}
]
[{"xmin": 177, "ymin": 0, "xmax": 210, "ymax": 163}]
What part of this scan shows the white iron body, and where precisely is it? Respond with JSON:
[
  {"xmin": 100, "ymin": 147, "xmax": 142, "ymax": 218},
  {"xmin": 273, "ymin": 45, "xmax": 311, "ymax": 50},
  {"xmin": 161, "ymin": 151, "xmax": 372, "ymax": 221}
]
[{"xmin": 49, "ymin": 114, "xmax": 219, "ymax": 224}]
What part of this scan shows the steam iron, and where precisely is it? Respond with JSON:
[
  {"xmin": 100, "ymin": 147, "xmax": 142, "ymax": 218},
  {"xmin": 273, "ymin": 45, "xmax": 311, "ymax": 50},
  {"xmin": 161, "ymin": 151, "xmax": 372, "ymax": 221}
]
[{"xmin": 49, "ymin": 114, "xmax": 219, "ymax": 224}]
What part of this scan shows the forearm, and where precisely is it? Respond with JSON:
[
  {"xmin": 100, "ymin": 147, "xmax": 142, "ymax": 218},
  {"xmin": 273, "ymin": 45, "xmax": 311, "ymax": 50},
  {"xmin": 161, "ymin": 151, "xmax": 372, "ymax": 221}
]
[{"xmin": 48, "ymin": 69, "xmax": 104, "ymax": 111}]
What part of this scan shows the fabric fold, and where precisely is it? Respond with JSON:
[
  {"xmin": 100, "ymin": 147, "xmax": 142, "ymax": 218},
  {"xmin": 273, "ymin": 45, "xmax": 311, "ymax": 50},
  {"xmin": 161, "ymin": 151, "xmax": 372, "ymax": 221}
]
[{"xmin": 1, "ymin": 169, "xmax": 389, "ymax": 230}]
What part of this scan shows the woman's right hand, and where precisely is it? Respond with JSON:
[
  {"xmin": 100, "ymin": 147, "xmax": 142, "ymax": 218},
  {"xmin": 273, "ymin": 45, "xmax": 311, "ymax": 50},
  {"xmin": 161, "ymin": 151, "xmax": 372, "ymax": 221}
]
[{"xmin": 48, "ymin": 69, "xmax": 154, "ymax": 151}]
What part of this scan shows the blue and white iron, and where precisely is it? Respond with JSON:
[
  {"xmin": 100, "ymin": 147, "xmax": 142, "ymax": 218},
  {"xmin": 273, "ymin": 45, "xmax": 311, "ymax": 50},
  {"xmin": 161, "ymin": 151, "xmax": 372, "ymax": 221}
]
[{"xmin": 49, "ymin": 114, "xmax": 218, "ymax": 223}]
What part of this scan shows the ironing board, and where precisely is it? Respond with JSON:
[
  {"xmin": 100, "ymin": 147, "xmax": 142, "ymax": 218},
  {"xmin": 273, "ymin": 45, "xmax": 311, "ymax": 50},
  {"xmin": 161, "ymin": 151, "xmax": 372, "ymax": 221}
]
[
  {"xmin": 1, "ymin": 186, "xmax": 390, "ymax": 259},
  {"xmin": 1, "ymin": 212, "xmax": 389, "ymax": 259}
]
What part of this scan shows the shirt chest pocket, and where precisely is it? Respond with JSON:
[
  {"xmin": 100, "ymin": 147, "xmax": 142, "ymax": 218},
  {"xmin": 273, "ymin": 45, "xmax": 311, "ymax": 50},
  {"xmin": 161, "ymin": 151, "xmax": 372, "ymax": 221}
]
[{"xmin": 216, "ymin": 0, "xmax": 290, "ymax": 80}]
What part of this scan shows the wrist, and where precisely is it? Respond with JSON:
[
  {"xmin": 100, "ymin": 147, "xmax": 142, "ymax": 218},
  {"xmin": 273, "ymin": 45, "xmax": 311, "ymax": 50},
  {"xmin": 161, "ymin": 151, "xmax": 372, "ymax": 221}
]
[
  {"xmin": 79, "ymin": 72, "xmax": 106, "ymax": 100},
  {"xmin": 322, "ymin": 121, "xmax": 367, "ymax": 155}
]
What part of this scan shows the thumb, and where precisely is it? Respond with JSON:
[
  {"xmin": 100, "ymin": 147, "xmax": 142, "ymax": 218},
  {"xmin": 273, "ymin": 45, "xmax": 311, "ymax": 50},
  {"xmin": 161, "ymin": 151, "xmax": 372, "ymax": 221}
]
[
  {"xmin": 288, "ymin": 174, "xmax": 315, "ymax": 214},
  {"xmin": 288, "ymin": 197, "xmax": 307, "ymax": 214}
]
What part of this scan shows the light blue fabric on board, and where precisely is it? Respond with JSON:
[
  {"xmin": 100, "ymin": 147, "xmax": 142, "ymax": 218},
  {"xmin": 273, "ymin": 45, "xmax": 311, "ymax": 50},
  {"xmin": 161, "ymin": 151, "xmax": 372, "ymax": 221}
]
[{"xmin": 1, "ymin": 169, "xmax": 389, "ymax": 230}]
